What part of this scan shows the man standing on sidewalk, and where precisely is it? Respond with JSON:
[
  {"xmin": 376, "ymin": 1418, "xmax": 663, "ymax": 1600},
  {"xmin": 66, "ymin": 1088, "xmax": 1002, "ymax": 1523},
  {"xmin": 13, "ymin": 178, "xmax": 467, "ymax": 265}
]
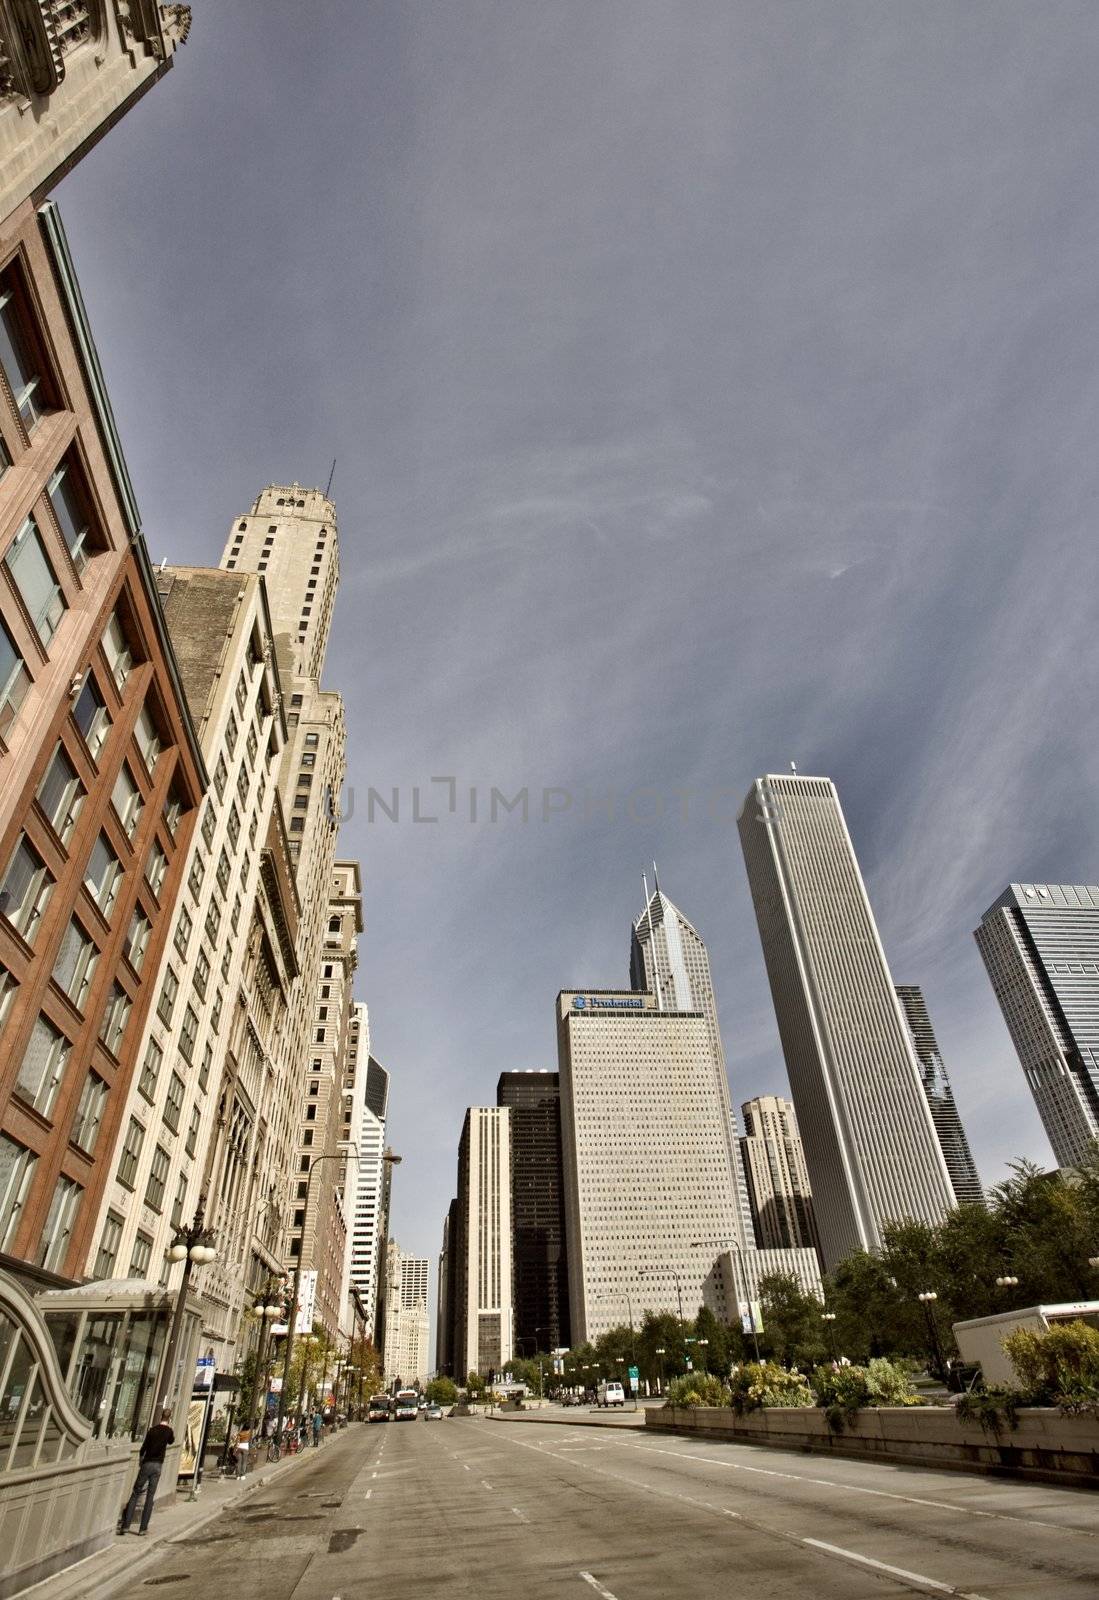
[{"xmin": 118, "ymin": 1410, "xmax": 176, "ymax": 1535}]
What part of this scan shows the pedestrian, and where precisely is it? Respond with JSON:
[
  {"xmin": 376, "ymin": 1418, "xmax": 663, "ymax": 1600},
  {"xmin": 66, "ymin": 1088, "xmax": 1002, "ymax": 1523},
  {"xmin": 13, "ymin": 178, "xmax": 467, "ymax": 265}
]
[
  {"xmin": 311, "ymin": 1409, "xmax": 323, "ymax": 1447},
  {"xmin": 236, "ymin": 1425, "xmax": 251, "ymax": 1477},
  {"xmin": 118, "ymin": 1409, "xmax": 175, "ymax": 1535}
]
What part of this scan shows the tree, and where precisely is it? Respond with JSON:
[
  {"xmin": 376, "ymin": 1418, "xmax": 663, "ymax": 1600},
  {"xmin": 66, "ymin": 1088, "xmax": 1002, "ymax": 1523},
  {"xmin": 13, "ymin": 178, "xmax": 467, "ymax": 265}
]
[
  {"xmin": 426, "ymin": 1377, "xmax": 458, "ymax": 1406},
  {"xmin": 757, "ymin": 1273, "xmax": 824, "ymax": 1367},
  {"xmin": 465, "ymin": 1370, "xmax": 486, "ymax": 1397}
]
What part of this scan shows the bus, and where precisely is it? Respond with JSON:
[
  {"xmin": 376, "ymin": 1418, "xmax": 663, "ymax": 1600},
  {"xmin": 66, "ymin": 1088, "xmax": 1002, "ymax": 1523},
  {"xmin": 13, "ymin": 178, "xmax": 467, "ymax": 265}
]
[
  {"xmin": 394, "ymin": 1388, "xmax": 419, "ymax": 1421},
  {"xmin": 367, "ymin": 1394, "xmax": 392, "ymax": 1423}
]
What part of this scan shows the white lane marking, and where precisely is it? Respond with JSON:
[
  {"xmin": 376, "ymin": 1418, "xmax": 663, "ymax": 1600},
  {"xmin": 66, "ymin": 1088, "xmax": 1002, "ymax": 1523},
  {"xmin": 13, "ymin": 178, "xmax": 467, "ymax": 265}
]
[
  {"xmin": 511, "ymin": 1507, "xmax": 529, "ymax": 1522},
  {"xmin": 802, "ymin": 1540, "xmax": 992, "ymax": 1599},
  {"xmin": 364, "ymin": 1489, "xmax": 372, "ymax": 1500},
  {"xmin": 579, "ymin": 1575, "xmax": 620, "ymax": 1600},
  {"xmin": 463, "ymin": 1463, "xmax": 471, "ymax": 1471},
  {"xmin": 371, "ymin": 1470, "xmax": 378, "ymax": 1479},
  {"xmin": 617, "ymin": 1440, "xmax": 1087, "ymax": 1535},
  {"xmin": 481, "ymin": 1479, "xmax": 494, "ymax": 1490}
]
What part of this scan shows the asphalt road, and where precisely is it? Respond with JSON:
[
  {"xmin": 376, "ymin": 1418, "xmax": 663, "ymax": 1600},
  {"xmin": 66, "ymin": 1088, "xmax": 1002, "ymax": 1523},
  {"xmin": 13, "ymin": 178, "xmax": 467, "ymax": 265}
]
[{"xmin": 109, "ymin": 1413, "xmax": 1098, "ymax": 1599}]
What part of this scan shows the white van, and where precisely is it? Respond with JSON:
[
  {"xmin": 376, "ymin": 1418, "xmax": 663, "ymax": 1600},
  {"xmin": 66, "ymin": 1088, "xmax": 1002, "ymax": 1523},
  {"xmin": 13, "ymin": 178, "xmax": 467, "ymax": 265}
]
[
  {"xmin": 952, "ymin": 1302, "xmax": 1099, "ymax": 1387},
  {"xmin": 596, "ymin": 1381, "xmax": 625, "ymax": 1408}
]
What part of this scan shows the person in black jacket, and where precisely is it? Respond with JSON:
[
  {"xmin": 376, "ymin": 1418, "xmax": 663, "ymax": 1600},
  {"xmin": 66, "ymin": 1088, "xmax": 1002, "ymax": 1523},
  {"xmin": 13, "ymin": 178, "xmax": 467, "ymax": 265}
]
[{"xmin": 118, "ymin": 1410, "xmax": 175, "ymax": 1534}]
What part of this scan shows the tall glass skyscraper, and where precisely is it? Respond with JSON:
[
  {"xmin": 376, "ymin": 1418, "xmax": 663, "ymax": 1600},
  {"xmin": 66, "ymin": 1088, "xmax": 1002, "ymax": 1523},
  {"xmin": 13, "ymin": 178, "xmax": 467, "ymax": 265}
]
[
  {"xmin": 737, "ymin": 774, "xmax": 954, "ymax": 1268},
  {"xmin": 975, "ymin": 883, "xmax": 1099, "ymax": 1168},
  {"xmin": 629, "ymin": 884, "xmax": 754, "ymax": 1249},
  {"xmin": 895, "ymin": 986, "xmax": 984, "ymax": 1207},
  {"xmin": 497, "ymin": 1071, "xmax": 571, "ymax": 1353}
]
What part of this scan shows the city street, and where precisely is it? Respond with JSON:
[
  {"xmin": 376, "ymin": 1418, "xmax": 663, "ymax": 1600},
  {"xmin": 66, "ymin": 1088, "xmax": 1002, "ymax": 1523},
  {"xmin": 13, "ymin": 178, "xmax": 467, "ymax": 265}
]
[{"xmin": 105, "ymin": 1414, "xmax": 1098, "ymax": 1600}]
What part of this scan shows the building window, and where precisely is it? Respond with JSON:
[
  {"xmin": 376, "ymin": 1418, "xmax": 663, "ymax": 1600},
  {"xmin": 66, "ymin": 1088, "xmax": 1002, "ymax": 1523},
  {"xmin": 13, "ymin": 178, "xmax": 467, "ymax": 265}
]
[
  {"xmin": 0, "ymin": 615, "xmax": 30, "ymax": 736},
  {"xmin": 289, "ymin": 817, "xmax": 304, "ymax": 833},
  {"xmin": 0, "ymin": 963, "xmax": 15, "ymax": 1031},
  {"xmin": 164, "ymin": 1071, "xmax": 185, "ymax": 1134},
  {"xmin": 328, "ymin": 916, "xmax": 340, "ymax": 934},
  {"xmin": 302, "ymin": 1128, "xmax": 314, "ymax": 1147},
  {"xmin": 36, "ymin": 743, "xmax": 84, "ymax": 843},
  {"xmin": 84, "ymin": 833, "xmax": 122, "ymax": 917},
  {"xmin": 138, "ymin": 1038, "xmax": 162, "ymax": 1103},
  {"xmin": 129, "ymin": 1231, "xmax": 152, "ymax": 1277},
  {"xmin": 0, "ymin": 835, "xmax": 52, "ymax": 942},
  {"xmin": 73, "ymin": 676, "xmax": 110, "ymax": 760},
  {"xmin": 230, "ymin": 894, "xmax": 241, "ymax": 934},
  {"xmin": 70, "ymin": 1071, "xmax": 109, "ymax": 1153},
  {"xmin": 99, "ymin": 982, "xmax": 131, "ymax": 1055},
  {"xmin": 199, "ymin": 1042, "xmax": 212, "ymax": 1093},
  {"xmin": 16, "ymin": 1015, "xmax": 70, "ymax": 1115},
  {"xmin": 203, "ymin": 900, "xmax": 221, "ymax": 947},
  {"xmin": 36, "ymin": 1175, "xmax": 82, "ymax": 1272},
  {"xmin": 226, "ymin": 804, "xmax": 241, "ymax": 849},
  {"xmin": 235, "ymin": 761, "xmax": 249, "ymax": 809},
  {"xmin": 216, "ymin": 849, "xmax": 231, "ymax": 896},
  {"xmin": 185, "ymin": 1105, "xmax": 200, "ymax": 1159},
  {"xmin": 145, "ymin": 1145, "xmax": 170, "ymax": 1212},
  {"xmin": 194, "ymin": 945, "xmax": 210, "ymax": 1000},
  {"xmin": 0, "ymin": 1134, "xmax": 36, "ymax": 1251},
  {"xmin": 101, "ymin": 611, "xmax": 132, "ymax": 690},
  {"xmin": 179, "ymin": 1003, "xmax": 199, "ymax": 1063},
  {"xmin": 200, "ymin": 803, "xmax": 216, "ymax": 851},
  {"xmin": 52, "ymin": 917, "xmax": 98, "ymax": 1010},
  {"xmin": 246, "ymin": 723, "xmax": 258, "ymax": 766},
  {"xmin": 94, "ymin": 1211, "xmax": 123, "ymax": 1279},
  {"xmin": 298, "ymin": 773, "xmax": 312, "ymax": 790},
  {"xmin": 134, "ymin": 705, "xmax": 161, "ymax": 773},
  {"xmin": 124, "ymin": 908, "xmax": 151, "ymax": 972},
  {"xmin": 170, "ymin": 1174, "xmax": 187, "ymax": 1232},
  {"xmin": 209, "ymin": 989, "xmax": 222, "ymax": 1035},
  {"xmin": 0, "ymin": 277, "xmax": 47, "ymax": 429},
  {"xmin": 224, "ymin": 710, "xmax": 238, "ymax": 755},
  {"xmin": 145, "ymin": 839, "xmax": 168, "ymax": 898},
  {"xmin": 187, "ymin": 851, "xmax": 205, "ymax": 901},
  {"xmin": 116, "ymin": 1117, "xmax": 144, "ymax": 1190},
  {"xmin": 157, "ymin": 966, "xmax": 179, "ymax": 1027},
  {"xmin": 235, "ymin": 672, "xmax": 248, "ymax": 716},
  {"xmin": 174, "ymin": 905, "xmax": 192, "ymax": 960},
  {"xmin": 163, "ymin": 787, "xmax": 183, "ymax": 836},
  {"xmin": 48, "ymin": 460, "xmax": 99, "ymax": 573},
  {"xmin": 305, "ymin": 1104, "xmax": 316, "ymax": 1122},
  {"xmin": 111, "ymin": 762, "xmax": 143, "ymax": 838},
  {"xmin": 5, "ymin": 520, "xmax": 65, "ymax": 645}
]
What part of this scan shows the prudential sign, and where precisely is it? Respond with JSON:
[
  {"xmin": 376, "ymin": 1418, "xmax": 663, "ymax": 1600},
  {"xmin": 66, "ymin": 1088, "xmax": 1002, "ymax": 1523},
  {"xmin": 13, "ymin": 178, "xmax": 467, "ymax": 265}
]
[{"xmin": 571, "ymin": 995, "xmax": 644, "ymax": 1011}]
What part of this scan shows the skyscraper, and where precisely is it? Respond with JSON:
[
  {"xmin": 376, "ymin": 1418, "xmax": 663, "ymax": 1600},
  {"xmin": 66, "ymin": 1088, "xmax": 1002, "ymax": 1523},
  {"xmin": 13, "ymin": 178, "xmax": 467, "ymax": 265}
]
[
  {"xmin": 451, "ymin": 1107, "xmax": 513, "ymax": 1379},
  {"xmin": 349, "ymin": 1048, "xmax": 391, "ymax": 1338},
  {"xmin": 219, "ymin": 486, "xmax": 352, "ymax": 1338},
  {"xmin": 497, "ymin": 1070, "xmax": 571, "ymax": 1353},
  {"xmin": 740, "ymin": 1095, "xmax": 819, "ymax": 1251},
  {"xmin": 895, "ymin": 985, "xmax": 984, "ymax": 1207},
  {"xmin": 382, "ymin": 1241, "xmax": 430, "ymax": 1386},
  {"xmin": 737, "ymin": 774, "xmax": 954, "ymax": 1268},
  {"xmin": 630, "ymin": 883, "xmax": 754, "ymax": 1249},
  {"xmin": 557, "ymin": 990, "xmax": 743, "ymax": 1342},
  {"xmin": 975, "ymin": 884, "xmax": 1099, "ymax": 1168}
]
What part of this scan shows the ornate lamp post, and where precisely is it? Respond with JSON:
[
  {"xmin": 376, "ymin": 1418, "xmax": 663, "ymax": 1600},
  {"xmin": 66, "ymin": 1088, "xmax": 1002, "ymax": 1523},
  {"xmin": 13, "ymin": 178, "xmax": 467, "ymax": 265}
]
[
  {"xmin": 917, "ymin": 1291, "xmax": 946, "ymax": 1380},
  {"xmin": 821, "ymin": 1311, "xmax": 837, "ymax": 1360},
  {"xmin": 154, "ymin": 1209, "xmax": 217, "ymax": 1419},
  {"xmin": 247, "ymin": 1279, "xmax": 286, "ymax": 1435}
]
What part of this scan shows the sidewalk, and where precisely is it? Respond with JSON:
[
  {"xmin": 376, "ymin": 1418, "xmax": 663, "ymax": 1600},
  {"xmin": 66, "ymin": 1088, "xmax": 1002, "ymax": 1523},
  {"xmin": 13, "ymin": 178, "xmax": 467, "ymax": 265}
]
[{"xmin": 26, "ymin": 1443, "xmax": 317, "ymax": 1600}]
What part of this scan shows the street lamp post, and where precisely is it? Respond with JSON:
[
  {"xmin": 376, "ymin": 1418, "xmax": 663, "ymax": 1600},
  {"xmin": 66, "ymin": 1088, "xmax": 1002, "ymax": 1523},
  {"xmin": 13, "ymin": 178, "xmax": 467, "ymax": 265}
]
[
  {"xmin": 638, "ymin": 1266, "xmax": 684, "ymax": 1322},
  {"xmin": 247, "ymin": 1279, "xmax": 285, "ymax": 1436},
  {"xmin": 917, "ymin": 1291, "xmax": 947, "ymax": 1381},
  {"xmin": 821, "ymin": 1311, "xmax": 837, "ymax": 1360},
  {"xmin": 154, "ymin": 1206, "xmax": 218, "ymax": 1421},
  {"xmin": 654, "ymin": 1347, "xmax": 666, "ymax": 1394}
]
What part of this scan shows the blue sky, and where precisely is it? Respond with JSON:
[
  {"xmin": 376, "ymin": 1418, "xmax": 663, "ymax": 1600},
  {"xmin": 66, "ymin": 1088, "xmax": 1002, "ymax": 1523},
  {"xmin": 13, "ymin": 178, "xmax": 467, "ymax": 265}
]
[{"xmin": 55, "ymin": 2, "xmax": 1099, "ymax": 1267}]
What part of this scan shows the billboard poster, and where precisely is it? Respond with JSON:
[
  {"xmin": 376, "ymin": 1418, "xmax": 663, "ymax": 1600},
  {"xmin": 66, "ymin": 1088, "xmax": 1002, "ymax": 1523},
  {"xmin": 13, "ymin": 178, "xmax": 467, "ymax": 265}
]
[{"xmin": 296, "ymin": 1270, "xmax": 318, "ymax": 1335}]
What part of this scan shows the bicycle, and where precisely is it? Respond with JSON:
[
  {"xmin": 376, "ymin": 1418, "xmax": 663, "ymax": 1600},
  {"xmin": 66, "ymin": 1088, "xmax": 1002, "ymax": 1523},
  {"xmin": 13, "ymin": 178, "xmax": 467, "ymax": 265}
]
[{"xmin": 266, "ymin": 1436, "xmax": 281, "ymax": 1464}]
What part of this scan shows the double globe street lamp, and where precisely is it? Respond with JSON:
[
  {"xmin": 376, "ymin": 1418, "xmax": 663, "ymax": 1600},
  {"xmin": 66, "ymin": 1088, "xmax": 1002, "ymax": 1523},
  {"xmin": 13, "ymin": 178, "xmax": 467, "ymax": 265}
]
[{"xmin": 154, "ymin": 1211, "xmax": 218, "ymax": 1420}]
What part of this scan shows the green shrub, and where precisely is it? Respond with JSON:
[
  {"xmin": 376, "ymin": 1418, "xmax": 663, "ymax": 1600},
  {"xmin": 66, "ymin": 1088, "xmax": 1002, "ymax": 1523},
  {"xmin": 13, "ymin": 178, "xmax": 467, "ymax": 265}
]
[
  {"xmin": 956, "ymin": 1388, "xmax": 1020, "ymax": 1434},
  {"xmin": 865, "ymin": 1357, "xmax": 921, "ymax": 1406},
  {"xmin": 729, "ymin": 1361, "xmax": 814, "ymax": 1413},
  {"xmin": 665, "ymin": 1373, "xmax": 730, "ymax": 1408},
  {"xmin": 812, "ymin": 1364, "xmax": 870, "ymax": 1412},
  {"xmin": 1003, "ymin": 1320, "xmax": 1099, "ymax": 1412}
]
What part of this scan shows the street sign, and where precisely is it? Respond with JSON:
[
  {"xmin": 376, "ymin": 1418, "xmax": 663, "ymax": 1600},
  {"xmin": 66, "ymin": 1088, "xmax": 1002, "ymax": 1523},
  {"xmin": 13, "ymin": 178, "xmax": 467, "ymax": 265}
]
[{"xmin": 627, "ymin": 1365, "xmax": 639, "ymax": 1388}]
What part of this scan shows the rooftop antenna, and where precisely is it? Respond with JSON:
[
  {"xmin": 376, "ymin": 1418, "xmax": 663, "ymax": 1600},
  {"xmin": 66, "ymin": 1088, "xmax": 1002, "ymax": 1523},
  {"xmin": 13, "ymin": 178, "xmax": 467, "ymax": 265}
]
[
  {"xmin": 642, "ymin": 870, "xmax": 664, "ymax": 1012},
  {"xmin": 652, "ymin": 858, "xmax": 661, "ymax": 895},
  {"xmin": 325, "ymin": 458, "xmax": 337, "ymax": 498},
  {"xmin": 790, "ymin": 761, "xmax": 798, "ymax": 774}
]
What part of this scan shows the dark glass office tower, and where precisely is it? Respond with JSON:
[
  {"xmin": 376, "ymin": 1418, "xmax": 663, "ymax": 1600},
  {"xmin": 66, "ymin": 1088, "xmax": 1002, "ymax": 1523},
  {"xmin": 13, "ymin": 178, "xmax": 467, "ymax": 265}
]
[
  {"xmin": 496, "ymin": 1071, "xmax": 571, "ymax": 1353},
  {"xmin": 895, "ymin": 986, "xmax": 985, "ymax": 1208}
]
